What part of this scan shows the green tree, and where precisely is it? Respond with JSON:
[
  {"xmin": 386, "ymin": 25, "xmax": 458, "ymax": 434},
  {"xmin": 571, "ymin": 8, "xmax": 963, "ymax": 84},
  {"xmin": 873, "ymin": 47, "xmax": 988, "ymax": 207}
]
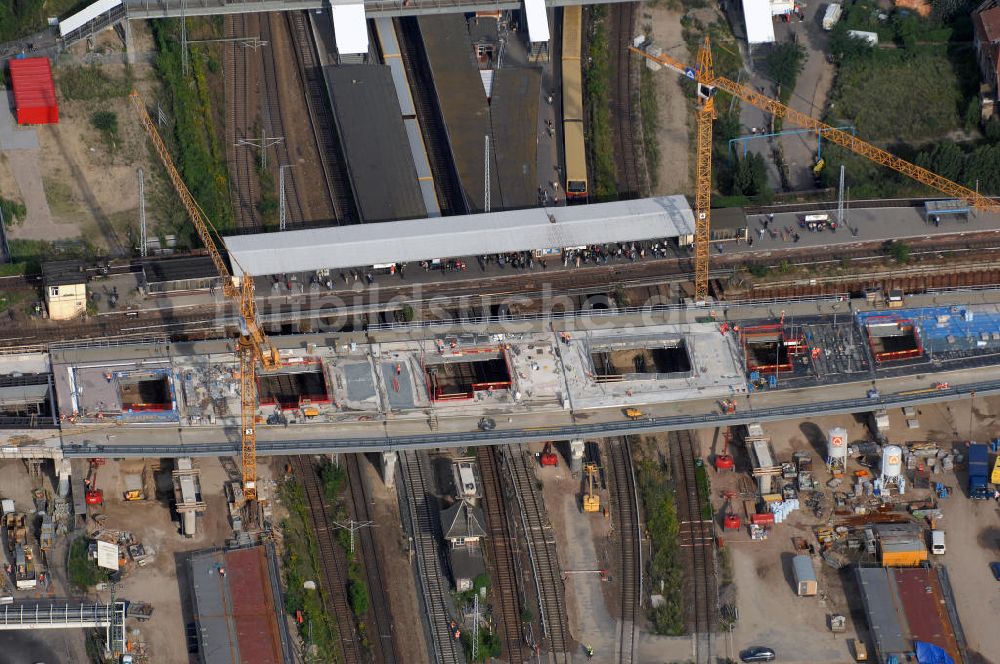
[
  {"xmin": 764, "ymin": 41, "xmax": 806, "ymax": 91},
  {"xmin": 730, "ymin": 153, "xmax": 768, "ymax": 198},
  {"xmin": 916, "ymin": 140, "xmax": 965, "ymax": 182}
]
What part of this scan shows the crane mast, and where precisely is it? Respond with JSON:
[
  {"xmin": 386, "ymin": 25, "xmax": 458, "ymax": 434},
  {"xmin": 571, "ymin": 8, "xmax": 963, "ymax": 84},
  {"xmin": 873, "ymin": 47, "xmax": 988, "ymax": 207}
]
[
  {"xmin": 631, "ymin": 41, "xmax": 1000, "ymax": 300},
  {"xmin": 130, "ymin": 91, "xmax": 278, "ymax": 501}
]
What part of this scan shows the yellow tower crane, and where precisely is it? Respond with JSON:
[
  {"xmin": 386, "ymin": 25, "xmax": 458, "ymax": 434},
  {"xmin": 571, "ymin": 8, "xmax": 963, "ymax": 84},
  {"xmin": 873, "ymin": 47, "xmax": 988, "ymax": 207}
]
[
  {"xmin": 130, "ymin": 91, "xmax": 279, "ymax": 502},
  {"xmin": 633, "ymin": 38, "xmax": 1000, "ymax": 302}
]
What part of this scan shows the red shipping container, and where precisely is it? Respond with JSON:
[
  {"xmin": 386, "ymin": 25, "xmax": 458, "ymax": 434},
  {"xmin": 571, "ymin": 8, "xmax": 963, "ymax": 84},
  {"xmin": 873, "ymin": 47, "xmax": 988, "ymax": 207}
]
[
  {"xmin": 750, "ymin": 512, "xmax": 775, "ymax": 526},
  {"xmin": 8, "ymin": 57, "xmax": 59, "ymax": 125}
]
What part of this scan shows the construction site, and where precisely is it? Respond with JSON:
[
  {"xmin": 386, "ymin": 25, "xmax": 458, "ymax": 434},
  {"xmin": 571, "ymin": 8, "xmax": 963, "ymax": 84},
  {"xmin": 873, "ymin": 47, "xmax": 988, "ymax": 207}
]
[{"xmin": 2, "ymin": 0, "xmax": 1000, "ymax": 660}]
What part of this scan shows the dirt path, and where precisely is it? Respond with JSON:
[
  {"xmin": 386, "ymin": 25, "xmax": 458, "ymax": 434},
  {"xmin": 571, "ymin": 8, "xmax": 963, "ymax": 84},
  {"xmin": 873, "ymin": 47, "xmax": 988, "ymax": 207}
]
[
  {"xmin": 4, "ymin": 149, "xmax": 68, "ymax": 241},
  {"xmin": 641, "ymin": 3, "xmax": 691, "ymax": 196}
]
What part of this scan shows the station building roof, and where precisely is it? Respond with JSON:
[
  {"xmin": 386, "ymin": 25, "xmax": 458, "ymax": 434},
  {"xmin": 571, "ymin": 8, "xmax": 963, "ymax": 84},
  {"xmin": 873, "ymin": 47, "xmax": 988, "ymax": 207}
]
[{"xmin": 224, "ymin": 196, "xmax": 696, "ymax": 276}]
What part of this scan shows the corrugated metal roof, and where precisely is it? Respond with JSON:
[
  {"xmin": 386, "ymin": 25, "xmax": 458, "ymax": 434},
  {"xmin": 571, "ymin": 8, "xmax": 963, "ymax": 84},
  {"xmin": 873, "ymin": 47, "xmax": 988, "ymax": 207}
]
[
  {"xmin": 856, "ymin": 567, "xmax": 911, "ymax": 657},
  {"xmin": 8, "ymin": 57, "xmax": 57, "ymax": 110},
  {"xmin": 224, "ymin": 196, "xmax": 696, "ymax": 276},
  {"xmin": 792, "ymin": 555, "xmax": 816, "ymax": 582}
]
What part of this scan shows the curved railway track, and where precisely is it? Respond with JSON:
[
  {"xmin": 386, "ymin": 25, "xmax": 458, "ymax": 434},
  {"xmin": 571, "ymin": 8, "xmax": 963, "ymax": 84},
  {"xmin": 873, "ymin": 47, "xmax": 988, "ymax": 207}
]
[
  {"xmin": 224, "ymin": 14, "xmax": 261, "ymax": 232},
  {"xmin": 342, "ymin": 454, "xmax": 400, "ymax": 664},
  {"xmin": 397, "ymin": 451, "xmax": 465, "ymax": 664},
  {"xmin": 476, "ymin": 447, "xmax": 528, "ymax": 663},
  {"xmin": 288, "ymin": 455, "xmax": 365, "ymax": 664},
  {"xmin": 607, "ymin": 438, "xmax": 639, "ymax": 664},
  {"xmin": 608, "ymin": 3, "xmax": 641, "ymax": 198},
  {"xmin": 671, "ymin": 430, "xmax": 716, "ymax": 663},
  {"xmin": 504, "ymin": 444, "xmax": 570, "ymax": 661}
]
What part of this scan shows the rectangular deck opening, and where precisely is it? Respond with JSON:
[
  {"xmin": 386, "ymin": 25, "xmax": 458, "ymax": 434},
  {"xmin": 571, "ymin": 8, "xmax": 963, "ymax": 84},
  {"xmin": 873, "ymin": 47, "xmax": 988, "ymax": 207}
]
[
  {"xmin": 866, "ymin": 320, "xmax": 922, "ymax": 363},
  {"xmin": 590, "ymin": 339, "xmax": 692, "ymax": 380},
  {"xmin": 258, "ymin": 367, "xmax": 330, "ymax": 409},
  {"xmin": 424, "ymin": 352, "xmax": 511, "ymax": 401},
  {"xmin": 741, "ymin": 324, "xmax": 803, "ymax": 374},
  {"xmin": 118, "ymin": 374, "xmax": 172, "ymax": 412}
]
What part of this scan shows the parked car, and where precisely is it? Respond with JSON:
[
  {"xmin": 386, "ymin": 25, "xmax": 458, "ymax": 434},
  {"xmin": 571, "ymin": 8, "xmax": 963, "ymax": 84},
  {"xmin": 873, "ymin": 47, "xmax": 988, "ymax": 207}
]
[
  {"xmin": 741, "ymin": 647, "xmax": 777, "ymax": 663},
  {"xmin": 990, "ymin": 562, "xmax": 1000, "ymax": 581}
]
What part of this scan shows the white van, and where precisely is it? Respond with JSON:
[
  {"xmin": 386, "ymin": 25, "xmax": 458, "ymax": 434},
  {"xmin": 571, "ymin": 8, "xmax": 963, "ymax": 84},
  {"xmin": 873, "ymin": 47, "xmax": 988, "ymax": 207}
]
[{"xmin": 931, "ymin": 530, "xmax": 946, "ymax": 555}]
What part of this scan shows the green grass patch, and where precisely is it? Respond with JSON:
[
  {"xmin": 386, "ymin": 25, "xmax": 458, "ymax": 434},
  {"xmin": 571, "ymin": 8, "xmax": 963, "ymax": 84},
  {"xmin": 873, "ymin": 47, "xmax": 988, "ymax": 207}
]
[
  {"xmin": 58, "ymin": 66, "xmax": 132, "ymax": 102},
  {"xmin": 585, "ymin": 6, "xmax": 617, "ymax": 201},
  {"xmin": 42, "ymin": 177, "xmax": 78, "ymax": 218},
  {"xmin": 827, "ymin": 50, "xmax": 964, "ymax": 143},
  {"xmin": 148, "ymin": 19, "xmax": 234, "ymax": 244},
  {"xmin": 695, "ymin": 459, "xmax": 713, "ymax": 520},
  {"xmin": 279, "ymin": 480, "xmax": 342, "ymax": 663},
  {"xmin": 636, "ymin": 455, "xmax": 684, "ymax": 635},
  {"xmin": 461, "ymin": 623, "xmax": 501, "ymax": 662},
  {"xmin": 0, "ymin": 196, "xmax": 26, "ymax": 226},
  {"xmin": 68, "ymin": 539, "xmax": 109, "ymax": 592}
]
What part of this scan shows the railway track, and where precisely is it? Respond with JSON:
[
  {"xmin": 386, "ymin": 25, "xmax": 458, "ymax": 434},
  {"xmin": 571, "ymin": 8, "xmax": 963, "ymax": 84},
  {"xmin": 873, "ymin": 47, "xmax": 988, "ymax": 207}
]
[
  {"xmin": 224, "ymin": 14, "xmax": 261, "ymax": 232},
  {"xmin": 288, "ymin": 455, "xmax": 365, "ymax": 664},
  {"xmin": 344, "ymin": 454, "xmax": 400, "ymax": 664},
  {"xmin": 504, "ymin": 444, "xmax": 570, "ymax": 660},
  {"xmin": 285, "ymin": 11, "xmax": 356, "ymax": 223},
  {"xmin": 257, "ymin": 13, "xmax": 306, "ymax": 228},
  {"xmin": 670, "ymin": 430, "xmax": 717, "ymax": 663},
  {"xmin": 395, "ymin": 17, "xmax": 467, "ymax": 215},
  {"xmin": 397, "ymin": 450, "xmax": 465, "ymax": 664},
  {"xmin": 607, "ymin": 438, "xmax": 639, "ymax": 664},
  {"xmin": 608, "ymin": 3, "xmax": 641, "ymax": 198},
  {"xmin": 476, "ymin": 447, "xmax": 528, "ymax": 663}
]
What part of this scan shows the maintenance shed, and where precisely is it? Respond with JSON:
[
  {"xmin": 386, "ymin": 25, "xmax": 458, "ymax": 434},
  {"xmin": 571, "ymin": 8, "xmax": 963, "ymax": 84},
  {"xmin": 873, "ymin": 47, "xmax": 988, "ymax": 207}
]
[
  {"xmin": 324, "ymin": 64, "xmax": 426, "ymax": 222},
  {"xmin": 224, "ymin": 196, "xmax": 696, "ymax": 276},
  {"xmin": 419, "ymin": 14, "xmax": 501, "ymax": 212},
  {"xmin": 8, "ymin": 57, "xmax": 58, "ymax": 125},
  {"xmin": 188, "ymin": 545, "xmax": 292, "ymax": 664},
  {"xmin": 709, "ymin": 207, "xmax": 749, "ymax": 242},
  {"xmin": 141, "ymin": 255, "xmax": 220, "ymax": 294}
]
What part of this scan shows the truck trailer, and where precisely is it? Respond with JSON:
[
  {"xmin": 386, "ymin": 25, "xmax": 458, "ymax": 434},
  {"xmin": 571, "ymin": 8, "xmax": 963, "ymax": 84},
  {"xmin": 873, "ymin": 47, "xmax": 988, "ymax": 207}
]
[
  {"xmin": 822, "ymin": 3, "xmax": 843, "ymax": 30},
  {"xmin": 968, "ymin": 443, "xmax": 992, "ymax": 499}
]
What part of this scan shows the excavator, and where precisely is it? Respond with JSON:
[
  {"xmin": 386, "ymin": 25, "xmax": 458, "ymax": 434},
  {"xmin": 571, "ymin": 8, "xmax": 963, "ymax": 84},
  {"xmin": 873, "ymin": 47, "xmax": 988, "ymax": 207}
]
[
  {"xmin": 582, "ymin": 463, "xmax": 600, "ymax": 513},
  {"xmin": 632, "ymin": 38, "xmax": 1000, "ymax": 303},
  {"xmin": 130, "ymin": 91, "xmax": 279, "ymax": 503}
]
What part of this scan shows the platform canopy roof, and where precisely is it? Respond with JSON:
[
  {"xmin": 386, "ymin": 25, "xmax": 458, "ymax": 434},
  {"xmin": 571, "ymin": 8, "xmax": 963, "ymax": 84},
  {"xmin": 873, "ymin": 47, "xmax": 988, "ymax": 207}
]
[{"xmin": 224, "ymin": 196, "xmax": 696, "ymax": 276}]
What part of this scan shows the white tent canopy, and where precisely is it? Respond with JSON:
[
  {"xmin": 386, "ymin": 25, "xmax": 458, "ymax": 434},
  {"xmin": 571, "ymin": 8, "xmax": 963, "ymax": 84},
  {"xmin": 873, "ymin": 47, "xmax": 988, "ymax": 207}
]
[{"xmin": 744, "ymin": 0, "xmax": 776, "ymax": 44}]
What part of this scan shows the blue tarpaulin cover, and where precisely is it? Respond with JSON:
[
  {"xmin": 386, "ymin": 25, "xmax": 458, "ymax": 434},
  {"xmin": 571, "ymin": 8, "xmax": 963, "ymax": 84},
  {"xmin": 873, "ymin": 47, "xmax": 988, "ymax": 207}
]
[{"xmin": 915, "ymin": 641, "xmax": 955, "ymax": 664}]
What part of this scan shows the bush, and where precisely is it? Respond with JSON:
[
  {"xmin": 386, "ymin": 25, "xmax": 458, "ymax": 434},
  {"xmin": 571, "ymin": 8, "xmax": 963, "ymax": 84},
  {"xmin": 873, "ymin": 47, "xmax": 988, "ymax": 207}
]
[
  {"xmin": 637, "ymin": 457, "xmax": 684, "ymax": 635},
  {"xmin": 885, "ymin": 241, "xmax": 911, "ymax": 264},
  {"xmin": 68, "ymin": 539, "xmax": 108, "ymax": 591},
  {"xmin": 0, "ymin": 197, "xmax": 27, "ymax": 225},
  {"xmin": 90, "ymin": 111, "xmax": 118, "ymax": 133}
]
